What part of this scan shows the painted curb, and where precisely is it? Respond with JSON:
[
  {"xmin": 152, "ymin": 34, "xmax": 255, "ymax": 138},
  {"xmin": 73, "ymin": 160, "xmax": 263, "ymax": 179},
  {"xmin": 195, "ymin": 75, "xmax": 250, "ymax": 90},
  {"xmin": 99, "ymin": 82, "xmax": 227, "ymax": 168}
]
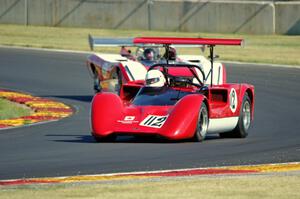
[
  {"xmin": 0, "ymin": 89, "xmax": 73, "ymax": 129},
  {"xmin": 0, "ymin": 162, "xmax": 299, "ymax": 186}
]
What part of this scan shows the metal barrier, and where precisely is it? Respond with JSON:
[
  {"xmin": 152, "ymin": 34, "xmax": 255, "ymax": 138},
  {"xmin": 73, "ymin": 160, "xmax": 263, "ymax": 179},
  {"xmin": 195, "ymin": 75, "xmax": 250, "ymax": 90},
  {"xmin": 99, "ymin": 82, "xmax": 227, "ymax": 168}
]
[{"xmin": 0, "ymin": 0, "xmax": 299, "ymax": 35}]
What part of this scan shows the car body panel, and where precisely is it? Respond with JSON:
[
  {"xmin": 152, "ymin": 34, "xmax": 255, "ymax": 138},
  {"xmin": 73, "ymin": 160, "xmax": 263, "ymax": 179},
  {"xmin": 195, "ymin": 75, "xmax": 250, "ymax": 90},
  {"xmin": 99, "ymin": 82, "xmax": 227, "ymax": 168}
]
[{"xmin": 91, "ymin": 92, "xmax": 205, "ymax": 140}]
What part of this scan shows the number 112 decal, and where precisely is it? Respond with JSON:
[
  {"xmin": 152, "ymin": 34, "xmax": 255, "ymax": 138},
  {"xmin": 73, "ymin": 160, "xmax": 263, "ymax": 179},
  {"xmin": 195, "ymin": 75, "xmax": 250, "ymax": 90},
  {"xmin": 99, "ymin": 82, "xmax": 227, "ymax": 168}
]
[{"xmin": 139, "ymin": 115, "xmax": 168, "ymax": 128}]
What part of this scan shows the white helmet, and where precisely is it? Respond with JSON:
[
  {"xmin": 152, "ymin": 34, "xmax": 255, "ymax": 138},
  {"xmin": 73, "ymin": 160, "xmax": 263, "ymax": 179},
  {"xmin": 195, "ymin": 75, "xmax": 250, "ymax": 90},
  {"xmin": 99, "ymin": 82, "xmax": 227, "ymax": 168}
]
[{"xmin": 145, "ymin": 70, "xmax": 166, "ymax": 87}]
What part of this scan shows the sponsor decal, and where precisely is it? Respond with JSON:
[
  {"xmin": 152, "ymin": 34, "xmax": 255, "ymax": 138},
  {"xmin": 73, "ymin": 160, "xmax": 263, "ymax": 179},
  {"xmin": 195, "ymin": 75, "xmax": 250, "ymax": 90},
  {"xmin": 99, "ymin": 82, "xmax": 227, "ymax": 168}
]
[
  {"xmin": 139, "ymin": 115, "xmax": 168, "ymax": 128},
  {"xmin": 229, "ymin": 88, "xmax": 238, "ymax": 113},
  {"xmin": 124, "ymin": 116, "xmax": 135, "ymax": 121},
  {"xmin": 117, "ymin": 116, "xmax": 138, "ymax": 124}
]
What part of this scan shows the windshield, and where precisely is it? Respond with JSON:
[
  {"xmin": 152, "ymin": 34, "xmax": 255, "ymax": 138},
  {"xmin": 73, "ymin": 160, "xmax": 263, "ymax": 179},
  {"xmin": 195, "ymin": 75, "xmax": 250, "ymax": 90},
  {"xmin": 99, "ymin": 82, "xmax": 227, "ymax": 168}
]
[{"xmin": 132, "ymin": 86, "xmax": 192, "ymax": 106}]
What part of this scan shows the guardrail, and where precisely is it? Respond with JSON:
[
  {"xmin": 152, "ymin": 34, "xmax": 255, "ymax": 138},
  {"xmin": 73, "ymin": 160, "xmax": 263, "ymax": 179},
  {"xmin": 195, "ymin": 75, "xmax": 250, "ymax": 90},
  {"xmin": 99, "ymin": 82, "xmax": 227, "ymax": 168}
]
[{"xmin": 0, "ymin": 0, "xmax": 299, "ymax": 35}]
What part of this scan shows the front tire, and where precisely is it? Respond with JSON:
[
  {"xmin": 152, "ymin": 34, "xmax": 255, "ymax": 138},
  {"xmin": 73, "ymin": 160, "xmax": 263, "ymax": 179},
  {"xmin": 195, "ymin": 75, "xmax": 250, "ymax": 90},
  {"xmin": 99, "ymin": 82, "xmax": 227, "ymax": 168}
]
[{"xmin": 193, "ymin": 103, "xmax": 209, "ymax": 142}]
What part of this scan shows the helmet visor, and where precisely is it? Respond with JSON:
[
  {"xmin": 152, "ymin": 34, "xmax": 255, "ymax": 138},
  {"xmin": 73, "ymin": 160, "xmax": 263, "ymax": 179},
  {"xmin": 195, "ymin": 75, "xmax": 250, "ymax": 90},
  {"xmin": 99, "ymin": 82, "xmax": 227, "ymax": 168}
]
[{"xmin": 146, "ymin": 77, "xmax": 160, "ymax": 85}]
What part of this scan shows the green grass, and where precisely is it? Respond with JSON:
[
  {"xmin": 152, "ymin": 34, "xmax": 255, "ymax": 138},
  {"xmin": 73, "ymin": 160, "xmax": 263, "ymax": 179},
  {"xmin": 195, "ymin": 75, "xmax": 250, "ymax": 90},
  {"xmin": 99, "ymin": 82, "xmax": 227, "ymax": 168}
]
[
  {"xmin": 1, "ymin": 175, "xmax": 300, "ymax": 199},
  {"xmin": 0, "ymin": 24, "xmax": 299, "ymax": 65},
  {"xmin": 0, "ymin": 98, "xmax": 32, "ymax": 120}
]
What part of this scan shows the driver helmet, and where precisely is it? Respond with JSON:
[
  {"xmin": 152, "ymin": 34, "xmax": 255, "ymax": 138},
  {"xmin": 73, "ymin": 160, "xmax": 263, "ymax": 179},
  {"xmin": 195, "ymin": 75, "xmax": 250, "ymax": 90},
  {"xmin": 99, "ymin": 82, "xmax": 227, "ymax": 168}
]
[
  {"xmin": 145, "ymin": 70, "xmax": 166, "ymax": 87},
  {"xmin": 143, "ymin": 48, "xmax": 155, "ymax": 61}
]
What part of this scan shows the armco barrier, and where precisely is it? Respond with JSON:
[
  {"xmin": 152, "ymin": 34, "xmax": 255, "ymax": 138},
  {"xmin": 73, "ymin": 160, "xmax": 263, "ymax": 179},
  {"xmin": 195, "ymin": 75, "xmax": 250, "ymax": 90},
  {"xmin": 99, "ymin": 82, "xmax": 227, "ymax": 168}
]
[
  {"xmin": 150, "ymin": 1, "xmax": 275, "ymax": 34},
  {"xmin": 0, "ymin": 0, "xmax": 299, "ymax": 35},
  {"xmin": 275, "ymin": 2, "xmax": 300, "ymax": 35}
]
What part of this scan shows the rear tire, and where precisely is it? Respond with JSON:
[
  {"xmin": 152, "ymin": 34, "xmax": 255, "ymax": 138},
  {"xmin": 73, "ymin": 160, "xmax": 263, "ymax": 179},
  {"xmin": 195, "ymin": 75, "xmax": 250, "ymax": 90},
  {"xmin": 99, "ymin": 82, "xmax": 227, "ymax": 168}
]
[
  {"xmin": 193, "ymin": 103, "xmax": 209, "ymax": 142},
  {"xmin": 220, "ymin": 93, "xmax": 251, "ymax": 138}
]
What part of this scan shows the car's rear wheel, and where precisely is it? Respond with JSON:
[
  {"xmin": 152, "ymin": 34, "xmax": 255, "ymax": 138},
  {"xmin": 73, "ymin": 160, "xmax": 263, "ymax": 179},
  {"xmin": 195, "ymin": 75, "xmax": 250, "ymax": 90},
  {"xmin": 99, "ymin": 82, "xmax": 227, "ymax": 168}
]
[
  {"xmin": 220, "ymin": 93, "xmax": 251, "ymax": 138},
  {"xmin": 193, "ymin": 103, "xmax": 209, "ymax": 142}
]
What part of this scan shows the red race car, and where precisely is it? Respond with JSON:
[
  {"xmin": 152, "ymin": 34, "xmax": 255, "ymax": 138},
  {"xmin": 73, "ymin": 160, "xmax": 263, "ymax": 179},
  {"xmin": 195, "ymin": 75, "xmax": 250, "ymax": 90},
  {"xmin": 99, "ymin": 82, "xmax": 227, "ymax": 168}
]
[{"xmin": 88, "ymin": 37, "xmax": 254, "ymax": 142}]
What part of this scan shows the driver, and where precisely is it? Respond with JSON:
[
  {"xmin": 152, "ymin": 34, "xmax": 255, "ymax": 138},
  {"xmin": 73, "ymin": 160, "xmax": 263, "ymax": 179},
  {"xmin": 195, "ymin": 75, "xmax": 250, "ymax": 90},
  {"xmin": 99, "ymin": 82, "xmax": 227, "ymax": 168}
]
[
  {"xmin": 143, "ymin": 48, "xmax": 155, "ymax": 61},
  {"xmin": 120, "ymin": 46, "xmax": 135, "ymax": 60},
  {"xmin": 145, "ymin": 70, "xmax": 166, "ymax": 87}
]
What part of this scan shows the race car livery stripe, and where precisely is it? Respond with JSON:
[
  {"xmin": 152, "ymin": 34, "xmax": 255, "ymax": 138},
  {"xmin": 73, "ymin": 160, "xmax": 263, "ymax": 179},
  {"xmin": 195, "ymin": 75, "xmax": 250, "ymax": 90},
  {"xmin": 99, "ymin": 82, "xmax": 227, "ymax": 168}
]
[
  {"xmin": 207, "ymin": 117, "xmax": 239, "ymax": 134},
  {"xmin": 0, "ymin": 89, "xmax": 73, "ymax": 129},
  {"xmin": 1, "ymin": 162, "xmax": 299, "ymax": 186}
]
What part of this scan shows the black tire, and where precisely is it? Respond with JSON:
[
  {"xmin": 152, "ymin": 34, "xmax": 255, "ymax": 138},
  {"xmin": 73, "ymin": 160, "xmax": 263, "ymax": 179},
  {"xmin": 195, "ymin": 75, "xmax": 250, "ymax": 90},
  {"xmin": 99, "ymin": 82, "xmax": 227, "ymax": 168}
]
[
  {"xmin": 220, "ymin": 93, "xmax": 252, "ymax": 138},
  {"xmin": 193, "ymin": 103, "xmax": 209, "ymax": 142},
  {"xmin": 94, "ymin": 134, "xmax": 116, "ymax": 143}
]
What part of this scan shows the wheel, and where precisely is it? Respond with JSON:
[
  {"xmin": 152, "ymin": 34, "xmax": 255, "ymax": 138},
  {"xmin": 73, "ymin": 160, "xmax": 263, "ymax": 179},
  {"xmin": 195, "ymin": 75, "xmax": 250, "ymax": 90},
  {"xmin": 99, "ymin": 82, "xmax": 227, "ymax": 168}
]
[
  {"xmin": 94, "ymin": 134, "xmax": 116, "ymax": 143},
  {"xmin": 193, "ymin": 103, "xmax": 209, "ymax": 142},
  {"xmin": 220, "ymin": 93, "xmax": 251, "ymax": 138}
]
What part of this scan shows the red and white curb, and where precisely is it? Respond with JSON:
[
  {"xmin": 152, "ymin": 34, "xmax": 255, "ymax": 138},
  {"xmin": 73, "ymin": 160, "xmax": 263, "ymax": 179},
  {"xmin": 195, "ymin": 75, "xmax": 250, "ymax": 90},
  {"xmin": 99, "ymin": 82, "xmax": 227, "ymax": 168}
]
[
  {"xmin": 0, "ymin": 89, "xmax": 73, "ymax": 129},
  {"xmin": 1, "ymin": 162, "xmax": 299, "ymax": 186}
]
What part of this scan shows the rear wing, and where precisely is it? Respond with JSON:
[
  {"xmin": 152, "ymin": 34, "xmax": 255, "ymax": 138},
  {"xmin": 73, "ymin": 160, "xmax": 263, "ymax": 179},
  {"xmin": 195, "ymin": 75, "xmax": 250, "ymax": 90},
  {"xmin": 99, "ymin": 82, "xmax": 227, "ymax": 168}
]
[{"xmin": 89, "ymin": 35, "xmax": 244, "ymax": 50}]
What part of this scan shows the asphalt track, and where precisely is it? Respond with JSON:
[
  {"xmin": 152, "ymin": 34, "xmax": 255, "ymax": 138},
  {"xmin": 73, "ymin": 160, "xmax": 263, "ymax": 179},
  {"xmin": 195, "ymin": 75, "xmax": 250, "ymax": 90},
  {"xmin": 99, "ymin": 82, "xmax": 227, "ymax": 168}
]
[{"xmin": 0, "ymin": 47, "xmax": 299, "ymax": 180}]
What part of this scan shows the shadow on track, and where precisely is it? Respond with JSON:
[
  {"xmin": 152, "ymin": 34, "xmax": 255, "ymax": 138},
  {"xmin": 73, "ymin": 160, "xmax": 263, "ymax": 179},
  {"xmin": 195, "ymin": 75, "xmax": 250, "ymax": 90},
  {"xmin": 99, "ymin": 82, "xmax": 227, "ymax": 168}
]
[
  {"xmin": 41, "ymin": 95, "xmax": 93, "ymax": 102},
  {"xmin": 46, "ymin": 134, "xmax": 220, "ymax": 144}
]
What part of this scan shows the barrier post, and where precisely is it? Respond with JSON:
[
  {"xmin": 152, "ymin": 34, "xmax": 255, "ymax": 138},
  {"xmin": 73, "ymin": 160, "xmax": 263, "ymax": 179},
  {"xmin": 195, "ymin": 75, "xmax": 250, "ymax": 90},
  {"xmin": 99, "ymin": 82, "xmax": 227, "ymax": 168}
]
[{"xmin": 24, "ymin": 0, "xmax": 28, "ymax": 26}]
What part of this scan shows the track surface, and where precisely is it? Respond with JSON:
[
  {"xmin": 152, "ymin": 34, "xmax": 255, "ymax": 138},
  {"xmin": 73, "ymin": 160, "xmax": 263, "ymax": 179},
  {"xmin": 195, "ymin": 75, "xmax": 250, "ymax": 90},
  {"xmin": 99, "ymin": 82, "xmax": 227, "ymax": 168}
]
[{"xmin": 0, "ymin": 47, "xmax": 299, "ymax": 180}]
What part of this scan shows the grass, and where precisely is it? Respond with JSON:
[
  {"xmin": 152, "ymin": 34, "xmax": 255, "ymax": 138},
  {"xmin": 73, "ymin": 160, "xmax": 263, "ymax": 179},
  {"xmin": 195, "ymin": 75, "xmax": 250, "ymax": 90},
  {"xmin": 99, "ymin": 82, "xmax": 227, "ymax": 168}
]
[
  {"xmin": 0, "ymin": 98, "xmax": 32, "ymax": 120},
  {"xmin": 0, "ymin": 24, "xmax": 299, "ymax": 65},
  {"xmin": 1, "ymin": 175, "xmax": 300, "ymax": 199}
]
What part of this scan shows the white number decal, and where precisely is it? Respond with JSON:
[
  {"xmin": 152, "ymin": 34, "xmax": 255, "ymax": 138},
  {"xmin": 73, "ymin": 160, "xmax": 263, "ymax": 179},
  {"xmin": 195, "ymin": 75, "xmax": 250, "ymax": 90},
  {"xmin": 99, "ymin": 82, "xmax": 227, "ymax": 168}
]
[
  {"xmin": 140, "ymin": 115, "xmax": 168, "ymax": 128},
  {"xmin": 229, "ymin": 88, "xmax": 238, "ymax": 113}
]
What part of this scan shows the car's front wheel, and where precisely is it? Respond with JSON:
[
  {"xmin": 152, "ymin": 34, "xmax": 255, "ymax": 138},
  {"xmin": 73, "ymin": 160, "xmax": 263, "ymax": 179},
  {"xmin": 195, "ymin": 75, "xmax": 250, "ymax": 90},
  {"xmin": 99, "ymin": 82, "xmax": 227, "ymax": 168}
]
[{"xmin": 193, "ymin": 103, "xmax": 209, "ymax": 142}]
